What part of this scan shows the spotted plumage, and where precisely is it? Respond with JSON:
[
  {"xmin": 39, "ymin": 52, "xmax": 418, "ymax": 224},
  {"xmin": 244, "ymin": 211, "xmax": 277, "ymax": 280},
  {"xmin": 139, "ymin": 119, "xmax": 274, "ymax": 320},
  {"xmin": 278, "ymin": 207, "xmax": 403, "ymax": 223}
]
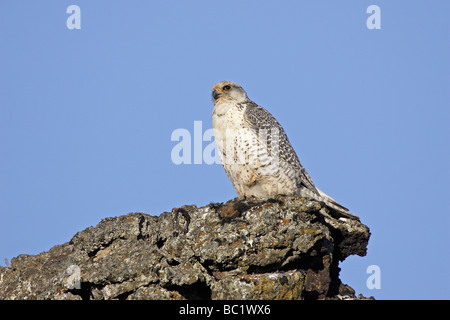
[{"xmin": 211, "ymin": 81, "xmax": 358, "ymax": 220}]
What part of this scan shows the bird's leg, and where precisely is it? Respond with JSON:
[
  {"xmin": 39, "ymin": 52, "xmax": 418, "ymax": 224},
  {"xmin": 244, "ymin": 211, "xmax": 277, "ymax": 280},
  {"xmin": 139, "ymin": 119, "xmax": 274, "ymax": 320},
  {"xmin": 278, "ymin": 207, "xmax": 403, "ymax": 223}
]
[{"xmin": 247, "ymin": 174, "xmax": 258, "ymax": 187}]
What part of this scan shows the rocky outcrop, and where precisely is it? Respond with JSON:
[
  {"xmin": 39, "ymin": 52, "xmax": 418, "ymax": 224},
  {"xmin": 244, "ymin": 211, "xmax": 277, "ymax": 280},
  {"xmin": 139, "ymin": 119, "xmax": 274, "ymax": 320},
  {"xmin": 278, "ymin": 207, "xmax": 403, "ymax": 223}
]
[{"xmin": 0, "ymin": 195, "xmax": 370, "ymax": 300}]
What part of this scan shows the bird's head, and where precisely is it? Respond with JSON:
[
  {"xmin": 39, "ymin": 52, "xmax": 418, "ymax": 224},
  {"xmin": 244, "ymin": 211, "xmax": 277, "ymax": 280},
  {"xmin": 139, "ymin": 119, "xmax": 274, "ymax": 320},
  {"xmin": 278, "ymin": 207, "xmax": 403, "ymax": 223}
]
[{"xmin": 212, "ymin": 81, "xmax": 248, "ymax": 104}]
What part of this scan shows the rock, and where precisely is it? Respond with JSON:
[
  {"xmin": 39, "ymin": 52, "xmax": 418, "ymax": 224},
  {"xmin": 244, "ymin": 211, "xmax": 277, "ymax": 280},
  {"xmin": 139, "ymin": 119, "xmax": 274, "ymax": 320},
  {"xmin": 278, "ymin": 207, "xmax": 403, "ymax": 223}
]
[{"xmin": 0, "ymin": 195, "xmax": 370, "ymax": 300}]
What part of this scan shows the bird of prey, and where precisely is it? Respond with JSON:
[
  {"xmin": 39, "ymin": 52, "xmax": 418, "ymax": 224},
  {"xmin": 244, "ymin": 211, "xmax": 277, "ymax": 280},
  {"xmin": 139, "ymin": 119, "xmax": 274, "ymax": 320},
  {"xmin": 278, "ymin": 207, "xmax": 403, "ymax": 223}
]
[{"xmin": 211, "ymin": 80, "xmax": 358, "ymax": 220}]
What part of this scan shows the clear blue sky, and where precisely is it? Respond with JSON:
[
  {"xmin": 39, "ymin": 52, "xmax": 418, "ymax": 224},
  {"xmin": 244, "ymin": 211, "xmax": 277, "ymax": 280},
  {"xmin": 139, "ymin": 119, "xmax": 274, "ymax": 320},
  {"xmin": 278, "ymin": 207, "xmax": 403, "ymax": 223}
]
[{"xmin": 0, "ymin": 1, "xmax": 449, "ymax": 299}]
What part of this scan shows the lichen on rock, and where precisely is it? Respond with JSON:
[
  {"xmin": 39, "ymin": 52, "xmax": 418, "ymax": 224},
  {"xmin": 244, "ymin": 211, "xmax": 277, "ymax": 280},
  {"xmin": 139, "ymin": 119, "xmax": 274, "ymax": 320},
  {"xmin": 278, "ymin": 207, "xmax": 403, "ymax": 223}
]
[{"xmin": 0, "ymin": 195, "xmax": 370, "ymax": 300}]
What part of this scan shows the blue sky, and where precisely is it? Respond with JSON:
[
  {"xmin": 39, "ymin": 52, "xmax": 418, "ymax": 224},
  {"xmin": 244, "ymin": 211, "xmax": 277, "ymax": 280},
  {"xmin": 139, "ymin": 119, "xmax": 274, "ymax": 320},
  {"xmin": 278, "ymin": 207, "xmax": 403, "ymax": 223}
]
[{"xmin": 0, "ymin": 1, "xmax": 449, "ymax": 299}]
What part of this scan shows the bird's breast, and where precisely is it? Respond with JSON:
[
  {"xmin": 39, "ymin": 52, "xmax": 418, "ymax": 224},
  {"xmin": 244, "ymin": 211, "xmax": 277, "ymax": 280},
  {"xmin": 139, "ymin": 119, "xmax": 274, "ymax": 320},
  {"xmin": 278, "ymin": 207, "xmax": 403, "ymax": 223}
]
[
  {"xmin": 212, "ymin": 103, "xmax": 249, "ymax": 161},
  {"xmin": 213, "ymin": 103, "xmax": 246, "ymax": 133}
]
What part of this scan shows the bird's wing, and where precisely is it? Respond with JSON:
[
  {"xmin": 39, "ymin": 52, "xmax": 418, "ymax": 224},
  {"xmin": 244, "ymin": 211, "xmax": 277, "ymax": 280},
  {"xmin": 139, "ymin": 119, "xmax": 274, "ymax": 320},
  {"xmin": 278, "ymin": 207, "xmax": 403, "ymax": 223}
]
[{"xmin": 242, "ymin": 101, "xmax": 320, "ymax": 196}]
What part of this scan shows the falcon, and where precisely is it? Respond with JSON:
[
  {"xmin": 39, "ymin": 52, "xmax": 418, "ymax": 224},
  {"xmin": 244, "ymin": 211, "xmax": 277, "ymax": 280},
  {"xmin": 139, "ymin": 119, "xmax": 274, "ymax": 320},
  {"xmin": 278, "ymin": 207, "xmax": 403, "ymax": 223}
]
[{"xmin": 211, "ymin": 81, "xmax": 358, "ymax": 220}]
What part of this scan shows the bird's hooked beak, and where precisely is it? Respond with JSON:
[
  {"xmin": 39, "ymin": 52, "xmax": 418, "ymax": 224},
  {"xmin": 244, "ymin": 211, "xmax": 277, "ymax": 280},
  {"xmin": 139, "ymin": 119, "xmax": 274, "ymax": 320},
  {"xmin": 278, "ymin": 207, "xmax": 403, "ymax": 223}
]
[{"xmin": 212, "ymin": 88, "xmax": 222, "ymax": 101}]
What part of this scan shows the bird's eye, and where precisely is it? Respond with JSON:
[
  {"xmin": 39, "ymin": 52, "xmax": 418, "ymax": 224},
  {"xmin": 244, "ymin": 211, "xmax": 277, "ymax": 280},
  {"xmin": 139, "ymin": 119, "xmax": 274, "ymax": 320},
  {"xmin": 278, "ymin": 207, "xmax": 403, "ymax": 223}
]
[{"xmin": 223, "ymin": 85, "xmax": 231, "ymax": 91}]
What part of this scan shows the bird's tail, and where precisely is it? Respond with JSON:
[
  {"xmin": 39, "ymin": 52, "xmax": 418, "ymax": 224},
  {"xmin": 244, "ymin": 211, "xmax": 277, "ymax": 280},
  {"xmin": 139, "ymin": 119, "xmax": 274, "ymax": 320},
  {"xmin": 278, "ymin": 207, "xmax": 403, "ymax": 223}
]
[{"xmin": 316, "ymin": 188, "xmax": 359, "ymax": 220}]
